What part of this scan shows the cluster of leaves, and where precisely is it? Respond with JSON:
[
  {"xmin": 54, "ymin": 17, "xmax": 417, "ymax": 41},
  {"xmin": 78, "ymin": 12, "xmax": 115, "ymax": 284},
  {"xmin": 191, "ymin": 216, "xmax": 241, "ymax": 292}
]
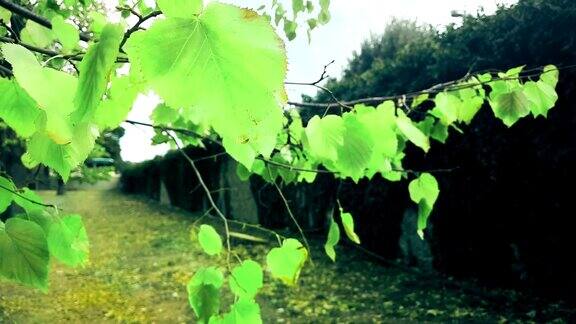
[
  {"xmin": 0, "ymin": 176, "xmax": 89, "ymax": 290},
  {"xmin": 0, "ymin": 0, "xmax": 562, "ymax": 321},
  {"xmin": 260, "ymin": 0, "xmax": 331, "ymax": 41}
]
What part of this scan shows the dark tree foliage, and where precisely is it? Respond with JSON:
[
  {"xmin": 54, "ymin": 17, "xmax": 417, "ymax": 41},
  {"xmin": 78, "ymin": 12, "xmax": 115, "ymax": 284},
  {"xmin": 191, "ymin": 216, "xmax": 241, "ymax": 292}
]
[{"xmin": 313, "ymin": 0, "xmax": 576, "ymax": 301}]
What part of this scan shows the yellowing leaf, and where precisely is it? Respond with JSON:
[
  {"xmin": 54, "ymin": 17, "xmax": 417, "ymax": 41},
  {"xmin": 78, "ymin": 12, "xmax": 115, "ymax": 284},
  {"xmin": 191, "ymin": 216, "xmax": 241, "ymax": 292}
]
[
  {"xmin": 340, "ymin": 209, "xmax": 360, "ymax": 244},
  {"xmin": 266, "ymin": 238, "xmax": 307, "ymax": 286}
]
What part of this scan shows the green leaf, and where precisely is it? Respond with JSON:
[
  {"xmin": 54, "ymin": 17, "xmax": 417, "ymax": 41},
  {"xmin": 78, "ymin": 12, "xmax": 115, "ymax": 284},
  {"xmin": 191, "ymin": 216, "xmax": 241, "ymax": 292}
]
[
  {"xmin": 187, "ymin": 267, "xmax": 223, "ymax": 322},
  {"xmin": 324, "ymin": 216, "xmax": 340, "ymax": 261},
  {"xmin": 151, "ymin": 103, "xmax": 179, "ymax": 125},
  {"xmin": 523, "ymin": 80, "xmax": 558, "ymax": 118},
  {"xmin": 304, "ymin": 115, "xmax": 344, "ymax": 161},
  {"xmin": 431, "ymin": 92, "xmax": 459, "ymax": 126},
  {"xmin": 221, "ymin": 298, "xmax": 262, "ymax": 324},
  {"xmin": 283, "ymin": 19, "xmax": 297, "ymax": 41},
  {"xmin": 198, "ymin": 224, "xmax": 223, "ymax": 256},
  {"xmin": 490, "ymin": 89, "xmax": 531, "ymax": 127},
  {"xmin": 0, "ymin": 78, "xmax": 40, "ymax": 138},
  {"xmin": 340, "ymin": 209, "xmax": 360, "ymax": 244},
  {"xmin": 356, "ymin": 102, "xmax": 398, "ymax": 174},
  {"xmin": 266, "ymin": 238, "xmax": 307, "ymax": 286},
  {"xmin": 0, "ymin": 218, "xmax": 49, "ymax": 290},
  {"xmin": 21, "ymin": 21, "xmax": 54, "ymax": 48},
  {"xmin": 89, "ymin": 12, "xmax": 107, "ymax": 34},
  {"xmin": 408, "ymin": 173, "xmax": 439, "ymax": 206},
  {"xmin": 125, "ymin": 3, "xmax": 287, "ymax": 168},
  {"xmin": 47, "ymin": 215, "xmax": 89, "ymax": 267},
  {"xmin": 13, "ymin": 188, "xmax": 44, "ymax": 214},
  {"xmin": 0, "ymin": 176, "xmax": 15, "ymax": 213},
  {"xmin": 229, "ymin": 260, "xmax": 263, "ymax": 298},
  {"xmin": 292, "ymin": 0, "xmax": 304, "ymax": 17},
  {"xmin": 540, "ymin": 65, "xmax": 559, "ymax": 88},
  {"xmin": 412, "ymin": 93, "xmax": 429, "ymax": 108},
  {"xmin": 94, "ymin": 75, "xmax": 140, "ymax": 129},
  {"xmin": 335, "ymin": 114, "xmax": 374, "ymax": 181},
  {"xmin": 51, "ymin": 15, "xmax": 79, "ymax": 51},
  {"xmin": 318, "ymin": 0, "xmax": 331, "ymax": 24},
  {"xmin": 73, "ymin": 23, "xmax": 124, "ymax": 123},
  {"xmin": 0, "ymin": 7, "xmax": 11, "ymax": 22},
  {"xmin": 157, "ymin": 0, "xmax": 203, "ymax": 18},
  {"xmin": 409, "ymin": 173, "xmax": 439, "ymax": 234},
  {"xmin": 396, "ymin": 112, "xmax": 430, "ymax": 152},
  {"xmin": 27, "ymin": 122, "xmax": 98, "ymax": 181},
  {"xmin": 2, "ymin": 43, "xmax": 77, "ymax": 144},
  {"xmin": 306, "ymin": 1, "xmax": 314, "ymax": 13}
]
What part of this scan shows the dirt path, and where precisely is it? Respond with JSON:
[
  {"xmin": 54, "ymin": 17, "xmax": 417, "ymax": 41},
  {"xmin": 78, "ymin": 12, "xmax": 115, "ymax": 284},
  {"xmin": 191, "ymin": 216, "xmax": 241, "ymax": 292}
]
[{"xmin": 0, "ymin": 189, "xmax": 571, "ymax": 323}]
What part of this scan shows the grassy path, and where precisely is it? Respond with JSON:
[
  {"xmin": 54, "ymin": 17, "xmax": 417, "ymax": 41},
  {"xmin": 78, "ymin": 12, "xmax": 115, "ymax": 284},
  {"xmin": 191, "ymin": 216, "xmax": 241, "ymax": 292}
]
[{"xmin": 0, "ymin": 189, "xmax": 571, "ymax": 323}]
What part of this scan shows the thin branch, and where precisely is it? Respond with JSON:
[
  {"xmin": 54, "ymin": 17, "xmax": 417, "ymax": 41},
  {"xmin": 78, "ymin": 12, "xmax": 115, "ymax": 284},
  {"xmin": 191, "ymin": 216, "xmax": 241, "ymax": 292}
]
[
  {"xmin": 123, "ymin": 119, "xmax": 221, "ymax": 145},
  {"xmin": 285, "ymin": 59, "xmax": 334, "ymax": 86},
  {"xmin": 165, "ymin": 131, "xmax": 232, "ymax": 266},
  {"xmin": 267, "ymin": 165, "xmax": 314, "ymax": 264},
  {"xmin": 0, "ymin": 183, "xmax": 57, "ymax": 209},
  {"xmin": 0, "ymin": 64, "xmax": 13, "ymax": 76},
  {"xmin": 118, "ymin": 10, "xmax": 162, "ymax": 50},
  {"xmin": 286, "ymin": 60, "xmax": 352, "ymax": 110},
  {"xmin": 0, "ymin": 18, "xmax": 19, "ymax": 42},
  {"xmin": 0, "ymin": 36, "xmax": 129, "ymax": 63},
  {"xmin": 0, "ymin": 0, "xmax": 91, "ymax": 41},
  {"xmin": 288, "ymin": 64, "xmax": 576, "ymax": 109}
]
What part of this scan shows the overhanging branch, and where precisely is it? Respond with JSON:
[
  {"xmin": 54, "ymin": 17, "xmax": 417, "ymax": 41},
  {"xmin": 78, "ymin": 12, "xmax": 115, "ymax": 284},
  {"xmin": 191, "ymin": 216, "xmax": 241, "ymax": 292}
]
[{"xmin": 0, "ymin": 0, "xmax": 91, "ymax": 41}]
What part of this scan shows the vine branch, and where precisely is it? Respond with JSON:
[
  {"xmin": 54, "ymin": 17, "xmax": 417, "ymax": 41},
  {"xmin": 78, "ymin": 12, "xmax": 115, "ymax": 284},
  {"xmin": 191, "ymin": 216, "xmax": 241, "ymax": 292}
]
[
  {"xmin": 0, "ymin": 183, "xmax": 58, "ymax": 209},
  {"xmin": 165, "ymin": 130, "xmax": 232, "ymax": 266},
  {"xmin": 0, "ymin": 0, "xmax": 91, "ymax": 41},
  {"xmin": 267, "ymin": 166, "xmax": 314, "ymax": 264}
]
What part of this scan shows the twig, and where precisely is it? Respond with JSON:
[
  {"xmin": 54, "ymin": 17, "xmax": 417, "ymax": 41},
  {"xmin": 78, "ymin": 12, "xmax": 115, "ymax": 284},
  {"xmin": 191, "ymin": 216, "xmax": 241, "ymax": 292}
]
[
  {"xmin": 0, "ymin": 0, "xmax": 91, "ymax": 41},
  {"xmin": 267, "ymin": 165, "xmax": 314, "ymax": 264},
  {"xmin": 287, "ymin": 64, "xmax": 576, "ymax": 109},
  {"xmin": 0, "ymin": 36, "xmax": 129, "ymax": 63},
  {"xmin": 119, "ymin": 10, "xmax": 162, "ymax": 50},
  {"xmin": 0, "ymin": 183, "xmax": 58, "ymax": 209},
  {"xmin": 165, "ymin": 131, "xmax": 232, "ymax": 266}
]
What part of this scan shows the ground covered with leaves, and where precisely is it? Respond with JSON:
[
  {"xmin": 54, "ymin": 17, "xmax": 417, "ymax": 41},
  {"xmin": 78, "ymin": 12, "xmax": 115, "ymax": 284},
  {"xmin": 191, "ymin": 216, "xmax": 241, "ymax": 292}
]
[{"xmin": 0, "ymin": 189, "xmax": 573, "ymax": 323}]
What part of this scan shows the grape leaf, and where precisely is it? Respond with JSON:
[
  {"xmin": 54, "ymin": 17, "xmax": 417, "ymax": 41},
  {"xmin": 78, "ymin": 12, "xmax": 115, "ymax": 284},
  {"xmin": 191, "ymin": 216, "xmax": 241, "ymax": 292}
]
[
  {"xmin": 408, "ymin": 173, "xmax": 439, "ymax": 235},
  {"xmin": 335, "ymin": 114, "xmax": 374, "ymax": 181},
  {"xmin": 2, "ymin": 43, "xmax": 77, "ymax": 144},
  {"xmin": 324, "ymin": 216, "xmax": 340, "ymax": 261},
  {"xmin": 490, "ymin": 89, "xmax": 531, "ymax": 127},
  {"xmin": 197, "ymin": 224, "xmax": 223, "ymax": 256},
  {"xmin": 27, "ymin": 122, "xmax": 98, "ymax": 181},
  {"xmin": 266, "ymin": 238, "xmax": 307, "ymax": 286},
  {"xmin": 73, "ymin": 23, "xmax": 124, "ymax": 123},
  {"xmin": 47, "ymin": 215, "xmax": 89, "ymax": 267},
  {"xmin": 340, "ymin": 209, "xmax": 360, "ymax": 244},
  {"xmin": 396, "ymin": 112, "xmax": 430, "ymax": 152},
  {"xmin": 0, "ymin": 78, "xmax": 40, "ymax": 138},
  {"xmin": 94, "ymin": 76, "xmax": 140, "ymax": 129},
  {"xmin": 229, "ymin": 260, "xmax": 263, "ymax": 298},
  {"xmin": 13, "ymin": 188, "xmax": 44, "ymax": 214},
  {"xmin": 21, "ymin": 21, "xmax": 54, "ymax": 48},
  {"xmin": 126, "ymin": 3, "xmax": 287, "ymax": 168},
  {"xmin": 220, "ymin": 298, "xmax": 262, "ymax": 324},
  {"xmin": 187, "ymin": 267, "xmax": 223, "ymax": 322},
  {"xmin": 0, "ymin": 176, "xmax": 15, "ymax": 213},
  {"xmin": 0, "ymin": 218, "xmax": 49, "ymax": 290},
  {"xmin": 157, "ymin": 0, "xmax": 203, "ymax": 18},
  {"xmin": 523, "ymin": 80, "xmax": 558, "ymax": 118},
  {"xmin": 51, "ymin": 15, "xmax": 79, "ymax": 51},
  {"xmin": 304, "ymin": 115, "xmax": 344, "ymax": 161}
]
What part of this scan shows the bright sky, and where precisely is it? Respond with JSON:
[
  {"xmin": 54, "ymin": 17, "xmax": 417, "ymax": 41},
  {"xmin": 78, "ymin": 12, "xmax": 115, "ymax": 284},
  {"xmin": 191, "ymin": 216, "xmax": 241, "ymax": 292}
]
[{"xmin": 119, "ymin": 0, "xmax": 517, "ymax": 162}]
